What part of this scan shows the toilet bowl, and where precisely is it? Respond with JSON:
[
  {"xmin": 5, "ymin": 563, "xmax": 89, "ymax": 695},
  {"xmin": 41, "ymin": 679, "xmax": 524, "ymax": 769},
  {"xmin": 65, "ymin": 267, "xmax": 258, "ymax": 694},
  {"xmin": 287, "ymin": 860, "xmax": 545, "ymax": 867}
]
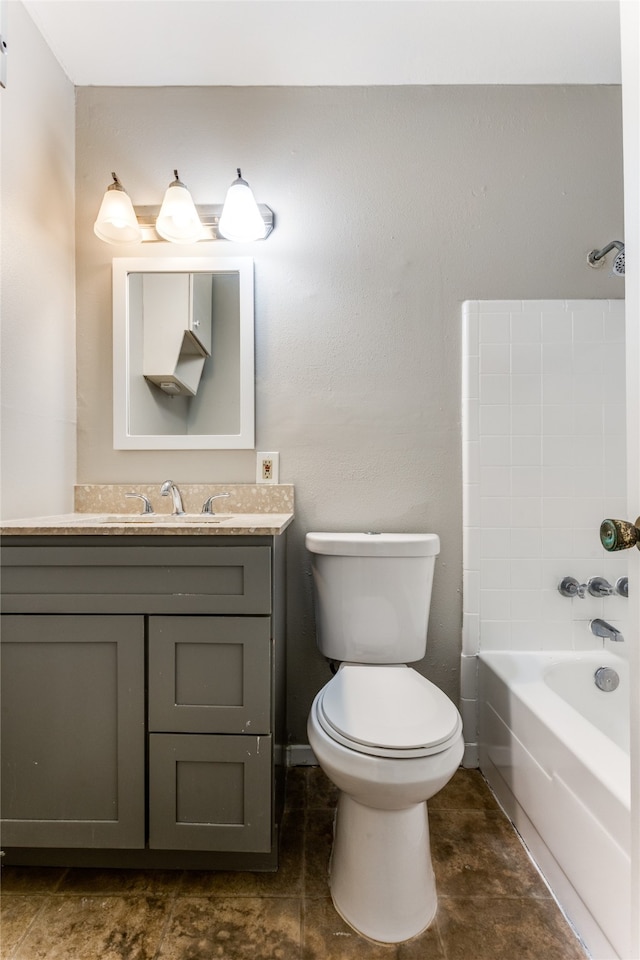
[
  {"xmin": 307, "ymin": 663, "xmax": 464, "ymax": 943},
  {"xmin": 305, "ymin": 532, "xmax": 464, "ymax": 944}
]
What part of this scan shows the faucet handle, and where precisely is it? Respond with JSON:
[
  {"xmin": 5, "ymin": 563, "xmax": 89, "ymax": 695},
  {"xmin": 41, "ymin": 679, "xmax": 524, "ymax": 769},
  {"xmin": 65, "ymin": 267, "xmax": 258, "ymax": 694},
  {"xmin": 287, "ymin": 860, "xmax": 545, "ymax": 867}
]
[
  {"xmin": 125, "ymin": 492, "xmax": 154, "ymax": 515},
  {"xmin": 587, "ymin": 576, "xmax": 614, "ymax": 597},
  {"xmin": 558, "ymin": 576, "xmax": 580, "ymax": 598},
  {"xmin": 201, "ymin": 492, "xmax": 230, "ymax": 515},
  {"xmin": 615, "ymin": 577, "xmax": 629, "ymax": 598}
]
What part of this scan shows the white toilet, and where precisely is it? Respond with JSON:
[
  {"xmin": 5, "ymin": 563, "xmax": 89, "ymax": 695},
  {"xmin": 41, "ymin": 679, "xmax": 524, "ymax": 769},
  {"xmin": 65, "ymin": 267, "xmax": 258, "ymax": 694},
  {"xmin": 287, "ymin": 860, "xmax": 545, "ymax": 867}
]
[{"xmin": 306, "ymin": 532, "xmax": 464, "ymax": 944}]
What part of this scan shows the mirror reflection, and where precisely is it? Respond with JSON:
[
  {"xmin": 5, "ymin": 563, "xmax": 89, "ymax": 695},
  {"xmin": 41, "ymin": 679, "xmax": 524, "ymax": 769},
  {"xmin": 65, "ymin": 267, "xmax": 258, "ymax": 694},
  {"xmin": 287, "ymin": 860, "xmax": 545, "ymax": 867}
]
[{"xmin": 113, "ymin": 257, "xmax": 254, "ymax": 450}]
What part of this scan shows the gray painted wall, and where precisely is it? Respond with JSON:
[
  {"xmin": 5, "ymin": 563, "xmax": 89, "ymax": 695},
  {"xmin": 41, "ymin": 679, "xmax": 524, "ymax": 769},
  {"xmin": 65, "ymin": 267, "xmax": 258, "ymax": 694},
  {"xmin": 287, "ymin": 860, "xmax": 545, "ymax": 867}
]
[
  {"xmin": 1, "ymin": 2, "xmax": 76, "ymax": 520},
  {"xmin": 75, "ymin": 85, "xmax": 623, "ymax": 742}
]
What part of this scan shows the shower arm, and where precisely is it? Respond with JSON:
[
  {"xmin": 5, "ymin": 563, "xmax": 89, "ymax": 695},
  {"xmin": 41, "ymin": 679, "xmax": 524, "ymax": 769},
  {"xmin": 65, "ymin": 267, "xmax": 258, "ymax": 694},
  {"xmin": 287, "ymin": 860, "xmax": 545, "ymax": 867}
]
[{"xmin": 588, "ymin": 240, "xmax": 624, "ymax": 265}]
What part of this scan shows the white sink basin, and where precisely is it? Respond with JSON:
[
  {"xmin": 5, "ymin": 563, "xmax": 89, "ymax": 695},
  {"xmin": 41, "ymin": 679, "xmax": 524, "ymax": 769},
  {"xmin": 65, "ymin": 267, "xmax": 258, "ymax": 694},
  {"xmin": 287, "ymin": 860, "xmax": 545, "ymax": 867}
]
[{"xmin": 100, "ymin": 514, "xmax": 234, "ymax": 524}]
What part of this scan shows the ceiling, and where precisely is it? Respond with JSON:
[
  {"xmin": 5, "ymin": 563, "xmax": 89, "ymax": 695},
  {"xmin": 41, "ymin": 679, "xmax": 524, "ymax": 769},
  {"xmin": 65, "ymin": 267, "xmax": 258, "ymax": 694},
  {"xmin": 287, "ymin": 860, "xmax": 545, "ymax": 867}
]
[{"xmin": 22, "ymin": 0, "xmax": 621, "ymax": 87}]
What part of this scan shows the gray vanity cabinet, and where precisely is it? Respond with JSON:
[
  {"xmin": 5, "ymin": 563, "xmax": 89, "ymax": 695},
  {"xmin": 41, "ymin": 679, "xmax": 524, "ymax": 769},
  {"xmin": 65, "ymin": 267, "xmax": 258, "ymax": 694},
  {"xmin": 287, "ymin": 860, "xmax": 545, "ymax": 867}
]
[
  {"xmin": 0, "ymin": 534, "xmax": 286, "ymax": 870},
  {"xmin": 148, "ymin": 615, "xmax": 273, "ymax": 852},
  {"xmin": 1, "ymin": 614, "xmax": 145, "ymax": 848}
]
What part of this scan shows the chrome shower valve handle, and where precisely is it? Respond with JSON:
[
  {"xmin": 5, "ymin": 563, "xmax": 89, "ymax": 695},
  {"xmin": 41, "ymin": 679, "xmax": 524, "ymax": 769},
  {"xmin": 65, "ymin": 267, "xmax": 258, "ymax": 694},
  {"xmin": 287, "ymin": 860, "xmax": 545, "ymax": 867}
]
[{"xmin": 557, "ymin": 576, "xmax": 625, "ymax": 598}]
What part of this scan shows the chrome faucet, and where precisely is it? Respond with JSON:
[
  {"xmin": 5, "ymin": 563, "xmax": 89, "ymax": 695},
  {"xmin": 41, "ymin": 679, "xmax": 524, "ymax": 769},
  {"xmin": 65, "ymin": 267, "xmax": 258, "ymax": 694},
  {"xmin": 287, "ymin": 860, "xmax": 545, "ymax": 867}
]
[
  {"xmin": 590, "ymin": 618, "xmax": 624, "ymax": 643},
  {"xmin": 201, "ymin": 492, "xmax": 230, "ymax": 515},
  {"xmin": 160, "ymin": 480, "xmax": 185, "ymax": 515}
]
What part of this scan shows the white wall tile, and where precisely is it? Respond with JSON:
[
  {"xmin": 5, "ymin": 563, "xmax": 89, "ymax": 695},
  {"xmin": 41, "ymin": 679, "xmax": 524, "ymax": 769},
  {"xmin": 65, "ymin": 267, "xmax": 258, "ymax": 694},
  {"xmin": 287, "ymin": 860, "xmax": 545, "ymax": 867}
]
[
  {"xmin": 542, "ymin": 342, "xmax": 573, "ymax": 373},
  {"xmin": 511, "ymin": 312, "xmax": 542, "ymax": 343},
  {"xmin": 463, "ymin": 439, "xmax": 480, "ymax": 483},
  {"xmin": 573, "ymin": 341, "xmax": 603, "ymax": 375},
  {"xmin": 463, "ymin": 570, "xmax": 480, "ymax": 614},
  {"xmin": 509, "ymin": 558, "xmax": 543, "ymax": 589},
  {"xmin": 543, "ymin": 436, "xmax": 575, "ymax": 467},
  {"xmin": 480, "ymin": 374, "xmax": 510, "ymax": 404},
  {"xmin": 481, "ymin": 589, "xmax": 511, "ymax": 620},
  {"xmin": 511, "ymin": 374, "xmax": 542, "ymax": 404},
  {"xmin": 478, "ymin": 620, "xmax": 512, "ymax": 650},
  {"xmin": 462, "ymin": 613, "xmax": 480, "ymax": 655},
  {"xmin": 462, "ymin": 299, "xmax": 627, "ymax": 707},
  {"xmin": 511, "ymin": 343, "xmax": 542, "ymax": 374},
  {"xmin": 511, "ymin": 466, "xmax": 542, "ymax": 497},
  {"xmin": 479, "ymin": 313, "xmax": 510, "ymax": 343},
  {"xmin": 480, "ymin": 405, "xmax": 510, "ymax": 435},
  {"xmin": 572, "ymin": 308, "xmax": 604, "ymax": 342},
  {"xmin": 542, "ymin": 498, "xmax": 573, "ymax": 528},
  {"xmin": 480, "ymin": 497, "xmax": 511, "ymax": 527},
  {"xmin": 510, "ymin": 589, "xmax": 543, "ymax": 620},
  {"xmin": 480, "ymin": 465, "xmax": 511, "ymax": 497},
  {"xmin": 480, "ymin": 558, "xmax": 512, "ymax": 588},
  {"xmin": 511, "ymin": 405, "xmax": 541, "ymax": 435},
  {"xmin": 573, "ymin": 404, "xmax": 604, "ymax": 436},
  {"xmin": 510, "ymin": 528, "xmax": 543, "ymax": 558},
  {"xmin": 460, "ymin": 654, "xmax": 478, "ymax": 699},
  {"xmin": 543, "ymin": 374, "xmax": 572, "ymax": 404},
  {"xmin": 480, "ymin": 527, "xmax": 511, "ymax": 558},
  {"xmin": 459, "ymin": 698, "xmax": 479, "ymax": 740},
  {"xmin": 512, "ymin": 436, "xmax": 542, "ymax": 465},
  {"xmin": 480, "ymin": 343, "xmax": 510, "ymax": 374},
  {"xmin": 463, "ymin": 482, "xmax": 480, "ymax": 525},
  {"xmin": 511, "ymin": 498, "xmax": 542, "ymax": 527},
  {"xmin": 479, "ymin": 436, "xmax": 511, "ymax": 466},
  {"xmin": 541, "ymin": 311, "xmax": 573, "ymax": 343},
  {"xmin": 462, "ymin": 355, "xmax": 479, "ymax": 400}
]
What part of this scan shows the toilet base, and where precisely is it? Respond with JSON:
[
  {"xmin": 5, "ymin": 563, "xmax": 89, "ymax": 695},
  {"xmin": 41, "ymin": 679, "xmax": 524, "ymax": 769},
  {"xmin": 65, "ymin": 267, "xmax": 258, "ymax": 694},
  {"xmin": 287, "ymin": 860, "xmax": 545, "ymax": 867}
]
[{"xmin": 329, "ymin": 793, "xmax": 438, "ymax": 943}]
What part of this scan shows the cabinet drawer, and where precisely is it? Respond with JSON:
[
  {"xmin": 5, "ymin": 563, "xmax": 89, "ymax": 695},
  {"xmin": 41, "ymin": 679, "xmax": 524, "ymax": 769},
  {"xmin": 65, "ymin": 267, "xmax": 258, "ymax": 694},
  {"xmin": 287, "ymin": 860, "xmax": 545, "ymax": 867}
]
[
  {"xmin": 148, "ymin": 616, "xmax": 271, "ymax": 734},
  {"xmin": 1, "ymin": 544, "xmax": 271, "ymax": 615},
  {"xmin": 149, "ymin": 733, "xmax": 272, "ymax": 852}
]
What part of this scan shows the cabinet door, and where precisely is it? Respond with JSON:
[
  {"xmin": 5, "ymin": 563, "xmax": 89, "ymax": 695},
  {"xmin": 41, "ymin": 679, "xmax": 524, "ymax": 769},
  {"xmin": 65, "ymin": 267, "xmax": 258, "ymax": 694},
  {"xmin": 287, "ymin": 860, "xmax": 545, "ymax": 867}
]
[
  {"xmin": 149, "ymin": 733, "xmax": 272, "ymax": 852},
  {"xmin": 148, "ymin": 616, "xmax": 271, "ymax": 733},
  {"xmin": 1, "ymin": 615, "xmax": 145, "ymax": 848}
]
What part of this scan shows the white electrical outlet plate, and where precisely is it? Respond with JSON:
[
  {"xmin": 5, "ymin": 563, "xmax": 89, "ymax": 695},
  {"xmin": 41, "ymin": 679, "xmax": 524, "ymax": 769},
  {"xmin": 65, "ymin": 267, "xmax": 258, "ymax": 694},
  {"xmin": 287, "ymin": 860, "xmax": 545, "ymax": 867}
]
[{"xmin": 257, "ymin": 451, "xmax": 279, "ymax": 483}]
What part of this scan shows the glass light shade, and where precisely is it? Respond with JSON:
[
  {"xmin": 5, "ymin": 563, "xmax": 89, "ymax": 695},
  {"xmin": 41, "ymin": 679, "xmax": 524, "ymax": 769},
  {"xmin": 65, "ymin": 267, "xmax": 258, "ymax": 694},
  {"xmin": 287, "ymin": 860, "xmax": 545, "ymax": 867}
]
[
  {"xmin": 93, "ymin": 180, "xmax": 142, "ymax": 244},
  {"xmin": 218, "ymin": 170, "xmax": 266, "ymax": 242},
  {"xmin": 155, "ymin": 174, "xmax": 204, "ymax": 243}
]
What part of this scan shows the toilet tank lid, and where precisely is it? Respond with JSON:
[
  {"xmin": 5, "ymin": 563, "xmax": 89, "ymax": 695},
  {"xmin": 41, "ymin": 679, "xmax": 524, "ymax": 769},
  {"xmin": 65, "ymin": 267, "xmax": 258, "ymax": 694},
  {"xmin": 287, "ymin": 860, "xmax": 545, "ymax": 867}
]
[{"xmin": 306, "ymin": 532, "xmax": 440, "ymax": 557}]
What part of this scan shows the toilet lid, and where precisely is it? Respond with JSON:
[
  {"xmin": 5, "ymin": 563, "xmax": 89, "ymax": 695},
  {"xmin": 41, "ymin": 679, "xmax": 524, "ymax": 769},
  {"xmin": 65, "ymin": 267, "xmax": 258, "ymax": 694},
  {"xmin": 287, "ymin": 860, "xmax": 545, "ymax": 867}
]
[{"xmin": 317, "ymin": 664, "xmax": 462, "ymax": 758}]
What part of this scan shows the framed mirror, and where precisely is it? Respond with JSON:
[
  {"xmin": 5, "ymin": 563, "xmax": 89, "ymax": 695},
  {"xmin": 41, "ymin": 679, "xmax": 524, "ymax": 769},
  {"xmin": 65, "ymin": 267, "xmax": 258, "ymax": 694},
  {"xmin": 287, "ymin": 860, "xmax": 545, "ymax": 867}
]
[{"xmin": 113, "ymin": 257, "xmax": 254, "ymax": 449}]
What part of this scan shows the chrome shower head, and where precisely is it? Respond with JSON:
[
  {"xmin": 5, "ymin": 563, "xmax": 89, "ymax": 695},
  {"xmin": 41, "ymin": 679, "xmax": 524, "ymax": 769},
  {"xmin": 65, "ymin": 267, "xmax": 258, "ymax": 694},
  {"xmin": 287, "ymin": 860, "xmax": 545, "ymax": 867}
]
[
  {"xmin": 588, "ymin": 240, "xmax": 625, "ymax": 277},
  {"xmin": 612, "ymin": 248, "xmax": 625, "ymax": 276}
]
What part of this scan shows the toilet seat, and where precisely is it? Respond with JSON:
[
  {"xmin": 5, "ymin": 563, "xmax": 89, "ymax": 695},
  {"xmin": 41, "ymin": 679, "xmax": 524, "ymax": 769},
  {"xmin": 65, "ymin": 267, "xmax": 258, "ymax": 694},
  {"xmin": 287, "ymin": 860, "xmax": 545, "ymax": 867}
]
[{"xmin": 317, "ymin": 664, "xmax": 463, "ymax": 759}]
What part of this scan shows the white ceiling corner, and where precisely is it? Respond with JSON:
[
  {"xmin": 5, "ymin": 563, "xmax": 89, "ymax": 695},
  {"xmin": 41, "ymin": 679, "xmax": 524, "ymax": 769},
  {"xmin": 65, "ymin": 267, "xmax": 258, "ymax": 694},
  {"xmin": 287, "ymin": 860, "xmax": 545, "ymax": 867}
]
[{"xmin": 21, "ymin": 0, "xmax": 622, "ymax": 87}]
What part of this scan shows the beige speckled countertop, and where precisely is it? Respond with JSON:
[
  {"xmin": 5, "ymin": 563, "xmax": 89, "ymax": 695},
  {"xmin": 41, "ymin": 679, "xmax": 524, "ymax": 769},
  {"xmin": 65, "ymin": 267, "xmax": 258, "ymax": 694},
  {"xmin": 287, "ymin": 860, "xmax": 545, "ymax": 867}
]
[{"xmin": 1, "ymin": 484, "xmax": 294, "ymax": 537}]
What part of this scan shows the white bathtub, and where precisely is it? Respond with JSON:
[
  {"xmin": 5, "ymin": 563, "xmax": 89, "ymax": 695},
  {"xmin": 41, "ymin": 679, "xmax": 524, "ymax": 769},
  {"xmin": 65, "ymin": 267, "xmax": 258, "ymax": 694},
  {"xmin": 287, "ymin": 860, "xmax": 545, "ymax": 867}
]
[{"xmin": 478, "ymin": 650, "xmax": 631, "ymax": 960}]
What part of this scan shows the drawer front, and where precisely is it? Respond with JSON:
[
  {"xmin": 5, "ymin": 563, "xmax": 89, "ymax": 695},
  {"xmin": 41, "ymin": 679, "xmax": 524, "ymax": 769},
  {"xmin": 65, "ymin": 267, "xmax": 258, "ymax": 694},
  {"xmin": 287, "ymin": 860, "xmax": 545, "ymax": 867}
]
[
  {"xmin": 149, "ymin": 733, "xmax": 272, "ymax": 852},
  {"xmin": 1, "ymin": 544, "xmax": 271, "ymax": 615},
  {"xmin": 148, "ymin": 616, "xmax": 271, "ymax": 734}
]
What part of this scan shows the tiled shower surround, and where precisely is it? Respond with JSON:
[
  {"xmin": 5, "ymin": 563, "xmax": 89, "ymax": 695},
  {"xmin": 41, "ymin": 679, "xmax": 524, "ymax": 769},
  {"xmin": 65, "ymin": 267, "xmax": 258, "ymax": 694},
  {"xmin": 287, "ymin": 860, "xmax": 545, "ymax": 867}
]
[{"xmin": 461, "ymin": 299, "xmax": 626, "ymax": 763}]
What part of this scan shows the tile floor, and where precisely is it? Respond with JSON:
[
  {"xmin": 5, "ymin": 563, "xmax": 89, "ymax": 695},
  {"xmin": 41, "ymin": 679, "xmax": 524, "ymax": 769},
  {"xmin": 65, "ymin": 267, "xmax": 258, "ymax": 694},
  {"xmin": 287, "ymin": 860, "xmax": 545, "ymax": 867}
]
[{"xmin": 1, "ymin": 767, "xmax": 588, "ymax": 960}]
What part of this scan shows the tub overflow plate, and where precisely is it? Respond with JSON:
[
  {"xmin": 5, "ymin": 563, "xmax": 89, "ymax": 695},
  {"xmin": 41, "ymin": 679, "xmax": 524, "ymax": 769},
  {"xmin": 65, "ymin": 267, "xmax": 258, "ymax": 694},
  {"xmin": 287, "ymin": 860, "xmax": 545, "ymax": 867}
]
[{"xmin": 594, "ymin": 666, "xmax": 619, "ymax": 692}]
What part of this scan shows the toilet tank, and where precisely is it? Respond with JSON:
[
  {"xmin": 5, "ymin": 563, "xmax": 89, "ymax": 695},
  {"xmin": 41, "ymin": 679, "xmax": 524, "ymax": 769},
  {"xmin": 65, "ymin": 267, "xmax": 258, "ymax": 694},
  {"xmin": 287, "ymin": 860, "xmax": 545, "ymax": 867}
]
[{"xmin": 305, "ymin": 532, "xmax": 440, "ymax": 664}]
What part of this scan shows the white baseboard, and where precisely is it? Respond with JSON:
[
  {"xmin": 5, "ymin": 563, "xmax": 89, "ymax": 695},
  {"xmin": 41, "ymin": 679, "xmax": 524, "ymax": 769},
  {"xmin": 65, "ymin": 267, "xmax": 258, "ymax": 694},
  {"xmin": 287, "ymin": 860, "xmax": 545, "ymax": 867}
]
[{"xmin": 462, "ymin": 742, "xmax": 479, "ymax": 768}]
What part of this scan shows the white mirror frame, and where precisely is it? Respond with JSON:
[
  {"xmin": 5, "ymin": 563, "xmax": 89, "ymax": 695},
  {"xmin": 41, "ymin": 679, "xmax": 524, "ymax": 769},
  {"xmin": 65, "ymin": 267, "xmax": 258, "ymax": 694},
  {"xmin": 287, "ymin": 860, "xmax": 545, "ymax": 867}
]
[{"xmin": 113, "ymin": 257, "xmax": 255, "ymax": 449}]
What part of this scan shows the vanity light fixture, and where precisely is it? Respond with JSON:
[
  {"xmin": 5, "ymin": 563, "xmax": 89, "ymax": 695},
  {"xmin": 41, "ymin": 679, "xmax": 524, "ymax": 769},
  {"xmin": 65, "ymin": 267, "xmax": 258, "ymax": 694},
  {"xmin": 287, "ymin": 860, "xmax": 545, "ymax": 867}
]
[
  {"xmin": 93, "ymin": 173, "xmax": 143, "ymax": 245},
  {"xmin": 218, "ymin": 169, "xmax": 267, "ymax": 242},
  {"xmin": 155, "ymin": 170, "xmax": 205, "ymax": 244},
  {"xmin": 94, "ymin": 169, "xmax": 274, "ymax": 245}
]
